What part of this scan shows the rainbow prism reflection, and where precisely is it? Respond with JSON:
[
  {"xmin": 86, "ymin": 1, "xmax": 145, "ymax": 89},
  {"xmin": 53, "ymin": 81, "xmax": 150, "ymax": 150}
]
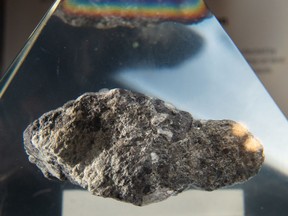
[{"xmin": 61, "ymin": 0, "xmax": 208, "ymax": 23}]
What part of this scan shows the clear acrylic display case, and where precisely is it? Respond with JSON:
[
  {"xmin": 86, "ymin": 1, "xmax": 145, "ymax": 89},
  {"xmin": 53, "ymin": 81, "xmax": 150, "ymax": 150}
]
[{"xmin": 0, "ymin": 1, "xmax": 287, "ymax": 215}]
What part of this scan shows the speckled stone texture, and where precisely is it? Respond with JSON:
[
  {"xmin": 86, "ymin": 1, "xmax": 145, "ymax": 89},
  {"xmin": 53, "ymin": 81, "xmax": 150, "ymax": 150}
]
[
  {"xmin": 54, "ymin": 7, "xmax": 161, "ymax": 29},
  {"xmin": 23, "ymin": 88, "xmax": 264, "ymax": 206}
]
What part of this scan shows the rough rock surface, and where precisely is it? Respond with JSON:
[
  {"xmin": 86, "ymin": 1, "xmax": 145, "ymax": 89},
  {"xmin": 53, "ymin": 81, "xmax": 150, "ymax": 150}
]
[{"xmin": 23, "ymin": 88, "xmax": 264, "ymax": 206}]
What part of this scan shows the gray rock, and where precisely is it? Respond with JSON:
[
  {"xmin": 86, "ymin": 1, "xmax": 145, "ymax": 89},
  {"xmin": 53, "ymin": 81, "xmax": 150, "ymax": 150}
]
[{"xmin": 23, "ymin": 88, "xmax": 264, "ymax": 206}]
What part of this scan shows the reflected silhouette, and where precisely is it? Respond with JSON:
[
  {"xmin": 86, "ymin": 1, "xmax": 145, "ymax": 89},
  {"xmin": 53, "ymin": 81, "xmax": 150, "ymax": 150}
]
[
  {"xmin": 33, "ymin": 17, "xmax": 204, "ymax": 88},
  {"xmin": 128, "ymin": 22, "xmax": 204, "ymax": 68}
]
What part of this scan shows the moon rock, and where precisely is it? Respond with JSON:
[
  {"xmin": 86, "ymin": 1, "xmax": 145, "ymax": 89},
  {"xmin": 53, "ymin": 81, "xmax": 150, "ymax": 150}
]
[{"xmin": 23, "ymin": 88, "xmax": 264, "ymax": 206}]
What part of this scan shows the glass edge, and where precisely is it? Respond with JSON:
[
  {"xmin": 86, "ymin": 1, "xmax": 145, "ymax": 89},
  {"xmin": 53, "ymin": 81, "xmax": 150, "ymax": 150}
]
[{"xmin": 0, "ymin": 0, "xmax": 61, "ymax": 99}]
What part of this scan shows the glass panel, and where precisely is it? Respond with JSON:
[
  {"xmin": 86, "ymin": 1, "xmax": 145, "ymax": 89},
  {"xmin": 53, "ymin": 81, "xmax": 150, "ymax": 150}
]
[{"xmin": 0, "ymin": 0, "xmax": 287, "ymax": 215}]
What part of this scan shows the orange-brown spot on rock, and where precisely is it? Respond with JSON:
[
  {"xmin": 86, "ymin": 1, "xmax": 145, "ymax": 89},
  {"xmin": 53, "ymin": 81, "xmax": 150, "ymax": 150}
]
[
  {"xmin": 232, "ymin": 123, "xmax": 249, "ymax": 137},
  {"xmin": 244, "ymin": 136, "xmax": 263, "ymax": 153}
]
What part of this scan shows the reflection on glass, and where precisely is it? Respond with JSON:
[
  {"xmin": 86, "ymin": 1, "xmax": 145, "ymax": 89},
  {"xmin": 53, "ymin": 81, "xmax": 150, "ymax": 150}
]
[{"xmin": 0, "ymin": 0, "xmax": 287, "ymax": 215}]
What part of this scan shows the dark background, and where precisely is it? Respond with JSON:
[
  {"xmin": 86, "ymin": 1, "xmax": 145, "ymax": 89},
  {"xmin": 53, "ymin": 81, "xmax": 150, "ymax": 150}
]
[
  {"xmin": 0, "ymin": 0, "xmax": 54, "ymax": 76},
  {"xmin": 0, "ymin": 0, "xmax": 4, "ymax": 71}
]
